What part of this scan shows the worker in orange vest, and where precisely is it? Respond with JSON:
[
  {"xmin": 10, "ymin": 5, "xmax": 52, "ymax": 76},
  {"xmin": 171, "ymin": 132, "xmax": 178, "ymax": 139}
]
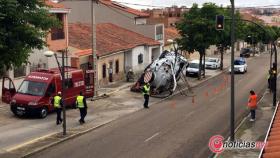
[{"xmin": 248, "ymin": 90, "xmax": 257, "ymax": 122}]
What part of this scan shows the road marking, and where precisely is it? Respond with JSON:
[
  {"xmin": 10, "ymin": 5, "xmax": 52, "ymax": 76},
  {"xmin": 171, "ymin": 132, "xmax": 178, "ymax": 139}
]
[
  {"xmin": 5, "ymin": 132, "xmax": 57, "ymax": 152},
  {"xmin": 144, "ymin": 132, "xmax": 160, "ymax": 142}
]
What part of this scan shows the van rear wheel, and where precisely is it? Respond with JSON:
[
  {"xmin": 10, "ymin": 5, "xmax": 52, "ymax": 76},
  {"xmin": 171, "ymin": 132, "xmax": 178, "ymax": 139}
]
[{"xmin": 40, "ymin": 107, "xmax": 48, "ymax": 118}]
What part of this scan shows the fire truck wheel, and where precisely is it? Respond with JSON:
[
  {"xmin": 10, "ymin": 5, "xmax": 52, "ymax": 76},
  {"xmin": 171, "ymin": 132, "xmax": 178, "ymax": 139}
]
[{"xmin": 40, "ymin": 107, "xmax": 48, "ymax": 118}]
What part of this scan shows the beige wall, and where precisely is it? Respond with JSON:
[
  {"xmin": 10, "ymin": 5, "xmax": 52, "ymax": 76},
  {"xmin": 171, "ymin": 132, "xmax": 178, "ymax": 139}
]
[
  {"xmin": 47, "ymin": 13, "xmax": 68, "ymax": 51},
  {"xmin": 97, "ymin": 53, "xmax": 125, "ymax": 86},
  {"xmin": 75, "ymin": 52, "xmax": 125, "ymax": 86}
]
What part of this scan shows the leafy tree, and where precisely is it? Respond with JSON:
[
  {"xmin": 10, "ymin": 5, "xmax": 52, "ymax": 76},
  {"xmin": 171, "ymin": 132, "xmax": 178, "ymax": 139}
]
[
  {"xmin": 215, "ymin": 8, "xmax": 245, "ymax": 70},
  {"xmin": 177, "ymin": 3, "xmax": 220, "ymax": 79},
  {"xmin": 0, "ymin": 0, "xmax": 58, "ymax": 70}
]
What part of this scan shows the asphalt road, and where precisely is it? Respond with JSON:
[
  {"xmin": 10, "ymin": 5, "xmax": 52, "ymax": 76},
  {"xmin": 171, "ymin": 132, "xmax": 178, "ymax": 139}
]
[{"xmin": 31, "ymin": 53, "xmax": 274, "ymax": 158}]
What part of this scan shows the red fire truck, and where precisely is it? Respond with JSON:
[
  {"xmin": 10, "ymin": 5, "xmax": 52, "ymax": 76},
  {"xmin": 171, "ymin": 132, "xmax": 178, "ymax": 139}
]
[{"xmin": 1, "ymin": 67, "xmax": 94, "ymax": 118}]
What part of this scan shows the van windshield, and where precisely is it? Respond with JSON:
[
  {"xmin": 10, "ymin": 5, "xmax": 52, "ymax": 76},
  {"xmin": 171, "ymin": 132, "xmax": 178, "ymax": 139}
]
[{"xmin": 18, "ymin": 80, "xmax": 47, "ymax": 96}]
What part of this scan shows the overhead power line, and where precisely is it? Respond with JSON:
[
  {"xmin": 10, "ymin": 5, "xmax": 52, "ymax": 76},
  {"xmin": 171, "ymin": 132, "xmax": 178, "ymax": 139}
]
[
  {"xmin": 116, "ymin": 1, "xmax": 280, "ymax": 9},
  {"xmin": 116, "ymin": 2, "xmax": 168, "ymax": 8}
]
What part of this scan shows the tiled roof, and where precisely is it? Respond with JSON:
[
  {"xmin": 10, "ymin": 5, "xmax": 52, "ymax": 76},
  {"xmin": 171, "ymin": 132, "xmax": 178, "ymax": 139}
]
[
  {"xmin": 99, "ymin": 0, "xmax": 149, "ymax": 18},
  {"xmin": 260, "ymin": 103, "xmax": 280, "ymax": 158},
  {"xmin": 68, "ymin": 23, "xmax": 160, "ymax": 57},
  {"xmin": 164, "ymin": 28, "xmax": 180, "ymax": 46},
  {"xmin": 240, "ymin": 12, "xmax": 264, "ymax": 23},
  {"xmin": 45, "ymin": 0, "xmax": 65, "ymax": 9}
]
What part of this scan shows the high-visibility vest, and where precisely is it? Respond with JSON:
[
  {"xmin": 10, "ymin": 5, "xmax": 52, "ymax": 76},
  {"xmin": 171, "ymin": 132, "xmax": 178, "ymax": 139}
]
[
  {"xmin": 248, "ymin": 94, "xmax": 257, "ymax": 109},
  {"xmin": 142, "ymin": 85, "xmax": 150, "ymax": 95},
  {"xmin": 54, "ymin": 96, "xmax": 61, "ymax": 108},
  {"xmin": 76, "ymin": 95, "xmax": 84, "ymax": 108}
]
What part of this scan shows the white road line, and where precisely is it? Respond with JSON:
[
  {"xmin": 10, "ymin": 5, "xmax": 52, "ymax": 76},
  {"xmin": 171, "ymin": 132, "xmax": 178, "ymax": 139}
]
[{"xmin": 144, "ymin": 132, "xmax": 160, "ymax": 142}]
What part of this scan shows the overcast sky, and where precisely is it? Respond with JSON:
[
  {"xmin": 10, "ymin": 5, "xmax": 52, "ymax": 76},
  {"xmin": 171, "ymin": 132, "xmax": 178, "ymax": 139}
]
[{"xmin": 114, "ymin": 0, "xmax": 280, "ymax": 9}]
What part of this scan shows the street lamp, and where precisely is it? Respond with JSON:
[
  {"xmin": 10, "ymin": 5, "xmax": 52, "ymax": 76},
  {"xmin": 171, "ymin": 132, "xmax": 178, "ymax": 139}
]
[{"xmin": 44, "ymin": 50, "xmax": 67, "ymax": 136}]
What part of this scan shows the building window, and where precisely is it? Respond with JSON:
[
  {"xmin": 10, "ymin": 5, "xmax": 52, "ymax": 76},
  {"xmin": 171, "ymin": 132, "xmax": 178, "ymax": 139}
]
[
  {"xmin": 138, "ymin": 54, "xmax": 143, "ymax": 64},
  {"xmin": 51, "ymin": 14, "xmax": 65, "ymax": 40},
  {"xmin": 156, "ymin": 25, "xmax": 163, "ymax": 40},
  {"xmin": 115, "ymin": 60, "xmax": 119, "ymax": 73},
  {"xmin": 102, "ymin": 64, "xmax": 106, "ymax": 78}
]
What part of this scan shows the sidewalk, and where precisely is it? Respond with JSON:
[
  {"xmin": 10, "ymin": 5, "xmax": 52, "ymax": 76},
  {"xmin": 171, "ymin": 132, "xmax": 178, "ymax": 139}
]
[
  {"xmin": 216, "ymin": 88, "xmax": 278, "ymax": 157},
  {"xmin": 0, "ymin": 53, "xmax": 237, "ymax": 158}
]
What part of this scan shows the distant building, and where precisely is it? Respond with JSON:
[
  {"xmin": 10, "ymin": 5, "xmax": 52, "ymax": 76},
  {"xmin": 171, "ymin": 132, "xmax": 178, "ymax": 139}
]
[
  {"xmin": 60, "ymin": 0, "xmax": 164, "ymax": 53},
  {"xmin": 144, "ymin": 6, "xmax": 189, "ymax": 28}
]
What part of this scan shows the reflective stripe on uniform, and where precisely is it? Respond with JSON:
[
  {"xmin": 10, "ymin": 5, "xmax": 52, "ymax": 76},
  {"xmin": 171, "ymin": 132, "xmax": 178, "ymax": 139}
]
[
  {"xmin": 77, "ymin": 95, "xmax": 84, "ymax": 108},
  {"xmin": 54, "ymin": 96, "xmax": 61, "ymax": 108},
  {"xmin": 142, "ymin": 85, "xmax": 150, "ymax": 95}
]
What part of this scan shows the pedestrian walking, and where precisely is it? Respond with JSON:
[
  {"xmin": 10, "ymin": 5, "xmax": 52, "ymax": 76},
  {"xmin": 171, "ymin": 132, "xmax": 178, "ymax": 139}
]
[
  {"xmin": 76, "ymin": 91, "xmax": 87, "ymax": 124},
  {"xmin": 52, "ymin": 92, "xmax": 62, "ymax": 125},
  {"xmin": 142, "ymin": 83, "xmax": 150, "ymax": 109},
  {"xmin": 248, "ymin": 90, "xmax": 257, "ymax": 122}
]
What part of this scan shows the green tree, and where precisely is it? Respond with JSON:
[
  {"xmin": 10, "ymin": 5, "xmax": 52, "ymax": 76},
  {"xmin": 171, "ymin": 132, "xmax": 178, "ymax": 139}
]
[
  {"xmin": 215, "ymin": 9, "xmax": 244, "ymax": 70},
  {"xmin": 177, "ymin": 3, "xmax": 220, "ymax": 79},
  {"xmin": 0, "ymin": 0, "xmax": 58, "ymax": 70}
]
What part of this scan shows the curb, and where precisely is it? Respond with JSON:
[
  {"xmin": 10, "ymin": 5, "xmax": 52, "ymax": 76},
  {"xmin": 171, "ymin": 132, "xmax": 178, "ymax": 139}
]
[
  {"xmin": 212, "ymin": 90, "xmax": 278, "ymax": 158},
  {"xmin": 152, "ymin": 66, "xmax": 230, "ymax": 104},
  {"xmin": 91, "ymin": 83, "xmax": 134, "ymax": 101},
  {"xmin": 10, "ymin": 65, "xmax": 231, "ymax": 157},
  {"xmin": 17, "ymin": 68, "xmax": 229, "ymax": 158},
  {"xmin": 21, "ymin": 120, "xmax": 113, "ymax": 158}
]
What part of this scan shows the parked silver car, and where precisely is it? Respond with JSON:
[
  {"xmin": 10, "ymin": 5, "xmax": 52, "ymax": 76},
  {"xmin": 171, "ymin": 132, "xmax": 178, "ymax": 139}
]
[{"xmin": 205, "ymin": 58, "xmax": 220, "ymax": 69}]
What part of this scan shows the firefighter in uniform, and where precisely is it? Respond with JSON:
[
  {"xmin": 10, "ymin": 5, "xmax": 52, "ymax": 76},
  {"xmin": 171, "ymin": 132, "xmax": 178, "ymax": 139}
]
[
  {"xmin": 52, "ymin": 92, "xmax": 62, "ymax": 125},
  {"xmin": 248, "ymin": 90, "xmax": 257, "ymax": 122},
  {"xmin": 142, "ymin": 83, "xmax": 150, "ymax": 109},
  {"xmin": 76, "ymin": 91, "xmax": 87, "ymax": 124}
]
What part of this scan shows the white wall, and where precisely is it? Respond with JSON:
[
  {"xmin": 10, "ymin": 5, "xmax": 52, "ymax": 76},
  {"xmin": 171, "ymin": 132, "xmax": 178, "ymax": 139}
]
[
  {"xmin": 129, "ymin": 45, "xmax": 161, "ymax": 73},
  {"xmin": 135, "ymin": 18, "xmax": 147, "ymax": 25},
  {"xmin": 124, "ymin": 50, "xmax": 132, "ymax": 72},
  {"xmin": 131, "ymin": 46, "xmax": 145, "ymax": 72}
]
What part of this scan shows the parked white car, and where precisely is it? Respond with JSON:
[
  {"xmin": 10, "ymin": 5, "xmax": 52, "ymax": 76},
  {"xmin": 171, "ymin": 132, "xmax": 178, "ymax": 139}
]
[
  {"xmin": 229, "ymin": 58, "xmax": 247, "ymax": 74},
  {"xmin": 186, "ymin": 60, "xmax": 205, "ymax": 76},
  {"xmin": 205, "ymin": 58, "xmax": 220, "ymax": 69}
]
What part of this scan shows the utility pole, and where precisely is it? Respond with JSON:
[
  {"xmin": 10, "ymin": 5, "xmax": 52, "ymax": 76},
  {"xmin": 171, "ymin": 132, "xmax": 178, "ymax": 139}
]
[
  {"xmin": 62, "ymin": 50, "xmax": 66, "ymax": 135},
  {"xmin": 92, "ymin": 0, "xmax": 98, "ymax": 98},
  {"xmin": 230, "ymin": 0, "xmax": 235, "ymax": 141}
]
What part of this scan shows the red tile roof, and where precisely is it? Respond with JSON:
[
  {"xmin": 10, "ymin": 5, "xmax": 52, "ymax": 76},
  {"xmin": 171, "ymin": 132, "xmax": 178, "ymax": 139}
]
[
  {"xmin": 164, "ymin": 28, "xmax": 180, "ymax": 46},
  {"xmin": 240, "ymin": 12, "xmax": 264, "ymax": 23},
  {"xmin": 45, "ymin": 0, "xmax": 65, "ymax": 9},
  {"xmin": 261, "ymin": 103, "xmax": 280, "ymax": 158},
  {"xmin": 99, "ymin": 0, "xmax": 149, "ymax": 18},
  {"xmin": 68, "ymin": 23, "xmax": 160, "ymax": 57}
]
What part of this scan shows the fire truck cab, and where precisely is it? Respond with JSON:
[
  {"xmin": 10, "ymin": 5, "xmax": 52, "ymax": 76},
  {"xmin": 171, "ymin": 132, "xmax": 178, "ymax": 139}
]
[{"xmin": 1, "ymin": 67, "xmax": 94, "ymax": 118}]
